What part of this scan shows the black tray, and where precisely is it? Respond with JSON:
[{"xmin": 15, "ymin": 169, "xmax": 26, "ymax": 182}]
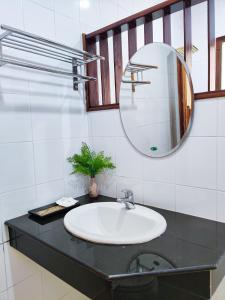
[{"xmin": 28, "ymin": 201, "xmax": 80, "ymax": 219}]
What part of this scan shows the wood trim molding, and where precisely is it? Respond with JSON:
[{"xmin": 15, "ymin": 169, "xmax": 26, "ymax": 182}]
[
  {"xmin": 113, "ymin": 28, "xmax": 123, "ymax": 103},
  {"xmin": 87, "ymin": 91, "xmax": 225, "ymax": 112},
  {"xmin": 163, "ymin": 7, "xmax": 171, "ymax": 45},
  {"xmin": 144, "ymin": 15, "xmax": 153, "ymax": 45},
  {"xmin": 86, "ymin": 0, "xmax": 205, "ymax": 39},
  {"xmin": 215, "ymin": 36, "xmax": 225, "ymax": 90},
  {"xmin": 99, "ymin": 34, "xmax": 111, "ymax": 105},
  {"xmin": 194, "ymin": 90, "xmax": 225, "ymax": 100},
  {"xmin": 83, "ymin": 35, "xmax": 99, "ymax": 110},
  {"xmin": 128, "ymin": 21, "xmax": 137, "ymax": 59},
  {"xmin": 87, "ymin": 103, "xmax": 119, "ymax": 112}
]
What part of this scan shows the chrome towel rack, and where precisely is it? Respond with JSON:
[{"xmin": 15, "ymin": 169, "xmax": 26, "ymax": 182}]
[
  {"xmin": 122, "ymin": 79, "xmax": 151, "ymax": 85},
  {"xmin": 123, "ymin": 62, "xmax": 157, "ymax": 92},
  {"xmin": 126, "ymin": 62, "xmax": 158, "ymax": 73},
  {"xmin": 0, "ymin": 24, "xmax": 104, "ymax": 90}
]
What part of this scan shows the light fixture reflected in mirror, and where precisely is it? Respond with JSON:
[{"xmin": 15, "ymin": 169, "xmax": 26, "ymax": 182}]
[{"xmin": 176, "ymin": 45, "xmax": 199, "ymax": 56}]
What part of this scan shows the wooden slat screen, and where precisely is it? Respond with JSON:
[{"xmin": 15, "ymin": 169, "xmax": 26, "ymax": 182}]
[
  {"xmin": 83, "ymin": 0, "xmax": 225, "ymax": 112},
  {"xmin": 163, "ymin": 8, "xmax": 172, "ymax": 45},
  {"xmin": 128, "ymin": 21, "xmax": 137, "ymax": 59},
  {"xmin": 113, "ymin": 28, "xmax": 123, "ymax": 103},
  {"xmin": 215, "ymin": 36, "xmax": 224, "ymax": 90},
  {"xmin": 99, "ymin": 34, "xmax": 111, "ymax": 105},
  {"xmin": 183, "ymin": 0, "xmax": 192, "ymax": 68},
  {"xmin": 144, "ymin": 15, "xmax": 153, "ymax": 45},
  {"xmin": 84, "ymin": 37, "xmax": 99, "ymax": 108}
]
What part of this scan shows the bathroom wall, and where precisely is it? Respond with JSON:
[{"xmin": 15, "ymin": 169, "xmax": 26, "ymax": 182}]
[
  {"xmin": 0, "ymin": 1, "xmax": 156, "ymax": 299},
  {"xmin": 0, "ymin": 0, "xmax": 91, "ymax": 299},
  {"xmin": 88, "ymin": 0, "xmax": 225, "ymax": 225},
  {"xmin": 89, "ymin": 99, "xmax": 225, "ymax": 222},
  {"xmin": 0, "ymin": 0, "xmax": 224, "ymax": 299}
]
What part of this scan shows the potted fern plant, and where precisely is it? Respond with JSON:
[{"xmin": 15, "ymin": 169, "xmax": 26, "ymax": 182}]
[{"xmin": 67, "ymin": 142, "xmax": 115, "ymax": 198}]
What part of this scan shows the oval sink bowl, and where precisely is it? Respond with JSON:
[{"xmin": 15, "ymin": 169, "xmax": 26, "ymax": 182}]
[{"xmin": 64, "ymin": 202, "xmax": 167, "ymax": 245}]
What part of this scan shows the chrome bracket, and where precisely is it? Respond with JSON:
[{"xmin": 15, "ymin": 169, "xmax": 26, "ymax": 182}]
[
  {"xmin": 0, "ymin": 43, "xmax": 5, "ymax": 67},
  {"xmin": 72, "ymin": 58, "xmax": 78, "ymax": 91}
]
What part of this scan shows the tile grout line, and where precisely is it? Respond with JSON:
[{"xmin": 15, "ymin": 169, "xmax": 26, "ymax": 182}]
[
  {"xmin": 216, "ymin": 99, "xmax": 219, "ymax": 222},
  {"xmin": 2, "ymin": 243, "xmax": 8, "ymax": 293}
]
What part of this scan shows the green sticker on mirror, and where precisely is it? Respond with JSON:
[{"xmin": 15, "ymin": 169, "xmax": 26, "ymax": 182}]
[{"xmin": 150, "ymin": 146, "xmax": 158, "ymax": 151}]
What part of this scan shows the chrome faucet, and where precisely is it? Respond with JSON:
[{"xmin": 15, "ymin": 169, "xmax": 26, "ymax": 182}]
[{"xmin": 117, "ymin": 189, "xmax": 135, "ymax": 209}]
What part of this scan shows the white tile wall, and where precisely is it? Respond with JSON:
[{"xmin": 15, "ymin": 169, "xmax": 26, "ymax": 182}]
[
  {"xmin": 96, "ymin": 173, "xmax": 117, "ymax": 198},
  {"xmin": 0, "ymin": 143, "xmax": 35, "ymax": 194},
  {"xmin": 30, "ymin": 0, "xmax": 54, "ymax": 10},
  {"xmin": 218, "ymin": 100, "xmax": 225, "ymax": 136},
  {"xmin": 55, "ymin": 14, "xmax": 80, "ymax": 47},
  {"xmin": 0, "ymin": 0, "xmax": 23, "ymax": 34},
  {"xmin": 143, "ymin": 181, "xmax": 176, "ymax": 211},
  {"xmin": 0, "ymin": 1, "xmax": 156, "ymax": 298},
  {"xmin": 0, "ymin": 291, "xmax": 8, "ymax": 300},
  {"xmin": 142, "ymin": 155, "xmax": 175, "ymax": 183},
  {"xmin": 34, "ymin": 140, "xmax": 64, "ymax": 184},
  {"xmin": 176, "ymin": 185, "xmax": 217, "ymax": 220},
  {"xmin": 54, "ymin": 0, "xmax": 78, "ymax": 19},
  {"xmin": 0, "ymin": 94, "xmax": 32, "ymax": 143},
  {"xmin": 115, "ymin": 137, "xmax": 142, "ymax": 179},
  {"xmin": 175, "ymin": 137, "xmax": 217, "ymax": 189},
  {"xmin": 190, "ymin": 100, "xmax": 218, "ymax": 137},
  {"xmin": 217, "ymin": 138, "xmax": 225, "ymax": 191},
  {"xmin": 99, "ymin": 0, "xmax": 118, "ymax": 28},
  {"xmin": 0, "ymin": 187, "xmax": 37, "ymax": 242},
  {"xmin": 217, "ymin": 191, "xmax": 225, "ymax": 223},
  {"xmin": 1, "ymin": 0, "xmax": 225, "ymax": 299},
  {"xmin": 89, "ymin": 98, "xmax": 225, "ymax": 224},
  {"xmin": 30, "ymin": 96, "xmax": 63, "ymax": 141},
  {"xmin": 0, "ymin": 0, "xmax": 94, "ymax": 299},
  {"xmin": 36, "ymin": 180, "xmax": 64, "ymax": 207},
  {"xmin": 0, "ymin": 245, "xmax": 6, "ymax": 293},
  {"xmin": 88, "ymin": 109, "xmax": 123, "ymax": 137},
  {"xmin": 23, "ymin": 0, "xmax": 55, "ymax": 40}
]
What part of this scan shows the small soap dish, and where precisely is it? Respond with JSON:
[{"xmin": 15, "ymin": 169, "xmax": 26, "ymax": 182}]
[{"xmin": 28, "ymin": 201, "xmax": 79, "ymax": 219}]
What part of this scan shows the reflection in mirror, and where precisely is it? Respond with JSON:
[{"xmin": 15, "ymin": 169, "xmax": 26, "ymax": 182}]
[
  {"xmin": 119, "ymin": 43, "xmax": 194, "ymax": 157},
  {"xmin": 216, "ymin": 36, "xmax": 225, "ymax": 90},
  {"xmin": 127, "ymin": 253, "xmax": 175, "ymax": 274}
]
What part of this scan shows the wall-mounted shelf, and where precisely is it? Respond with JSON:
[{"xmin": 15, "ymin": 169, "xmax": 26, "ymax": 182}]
[
  {"xmin": 122, "ymin": 78, "xmax": 151, "ymax": 85},
  {"xmin": 0, "ymin": 24, "xmax": 104, "ymax": 90},
  {"xmin": 122, "ymin": 75, "xmax": 151, "ymax": 93},
  {"xmin": 126, "ymin": 62, "xmax": 158, "ymax": 73},
  {"xmin": 123, "ymin": 62, "xmax": 154, "ymax": 92}
]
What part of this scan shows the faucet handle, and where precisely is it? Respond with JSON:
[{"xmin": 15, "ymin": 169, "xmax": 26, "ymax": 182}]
[{"xmin": 121, "ymin": 189, "xmax": 133, "ymax": 198}]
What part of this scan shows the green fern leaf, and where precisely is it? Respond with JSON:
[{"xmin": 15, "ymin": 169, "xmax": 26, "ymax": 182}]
[{"xmin": 67, "ymin": 142, "xmax": 115, "ymax": 177}]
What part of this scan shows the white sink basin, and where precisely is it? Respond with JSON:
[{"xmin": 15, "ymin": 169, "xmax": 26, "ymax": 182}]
[{"xmin": 64, "ymin": 202, "xmax": 167, "ymax": 245}]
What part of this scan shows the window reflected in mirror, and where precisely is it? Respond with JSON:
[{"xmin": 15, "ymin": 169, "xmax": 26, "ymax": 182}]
[{"xmin": 216, "ymin": 36, "xmax": 225, "ymax": 90}]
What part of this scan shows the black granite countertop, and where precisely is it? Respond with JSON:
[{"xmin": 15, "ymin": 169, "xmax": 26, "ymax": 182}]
[{"xmin": 6, "ymin": 195, "xmax": 225, "ymax": 281}]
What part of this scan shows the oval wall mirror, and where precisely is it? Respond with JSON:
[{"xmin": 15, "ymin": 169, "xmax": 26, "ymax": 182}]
[{"xmin": 119, "ymin": 43, "xmax": 194, "ymax": 157}]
